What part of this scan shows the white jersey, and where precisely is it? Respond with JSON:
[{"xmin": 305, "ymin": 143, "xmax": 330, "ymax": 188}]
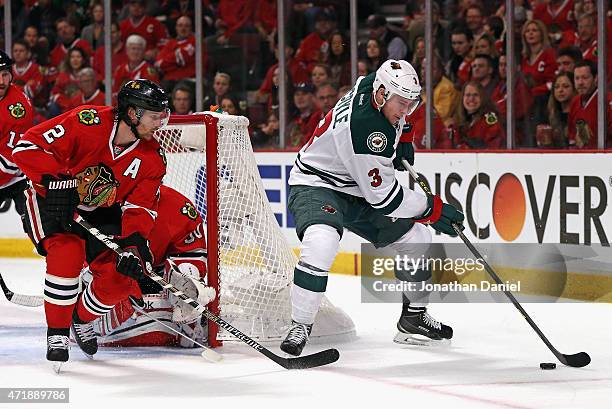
[{"xmin": 289, "ymin": 74, "xmax": 427, "ymax": 219}]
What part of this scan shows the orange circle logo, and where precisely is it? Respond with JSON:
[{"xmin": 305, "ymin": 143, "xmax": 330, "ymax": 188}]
[{"xmin": 492, "ymin": 173, "xmax": 526, "ymax": 241}]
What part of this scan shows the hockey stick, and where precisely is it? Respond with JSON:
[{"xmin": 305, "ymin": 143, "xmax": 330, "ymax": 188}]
[
  {"xmin": 402, "ymin": 159, "xmax": 591, "ymax": 368},
  {"xmin": 0, "ymin": 272, "xmax": 44, "ymax": 307},
  {"xmin": 74, "ymin": 215, "xmax": 340, "ymax": 370}
]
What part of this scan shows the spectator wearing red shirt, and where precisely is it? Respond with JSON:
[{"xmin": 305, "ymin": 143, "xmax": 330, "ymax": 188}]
[
  {"xmin": 451, "ymin": 81, "xmax": 505, "ymax": 149},
  {"xmin": 447, "ymin": 26, "xmax": 474, "ymax": 89},
  {"xmin": 294, "ymin": 10, "xmax": 336, "ymax": 72},
  {"xmin": 11, "ymin": 39, "xmax": 45, "ymax": 102},
  {"xmin": 545, "ymin": 71, "xmax": 576, "ymax": 148},
  {"xmin": 120, "ymin": 0, "xmax": 169, "ymax": 61},
  {"xmin": 568, "ymin": 61, "xmax": 612, "ymax": 148},
  {"xmin": 405, "ymin": 103, "xmax": 449, "ymax": 149},
  {"xmin": 287, "ymin": 83, "xmax": 322, "ymax": 148},
  {"xmin": 68, "ymin": 68, "xmax": 105, "ymax": 109},
  {"xmin": 155, "ymin": 16, "xmax": 198, "ymax": 90},
  {"xmin": 521, "ymin": 19, "xmax": 556, "ymax": 144},
  {"xmin": 49, "ymin": 17, "xmax": 93, "ymax": 73},
  {"xmin": 491, "ymin": 55, "xmax": 533, "ymax": 146},
  {"xmin": 327, "ymin": 31, "xmax": 352, "ymax": 88},
  {"xmin": 556, "ymin": 46, "xmax": 583, "ymax": 74},
  {"xmin": 559, "ymin": 13, "xmax": 597, "ymax": 63},
  {"xmin": 50, "ymin": 47, "xmax": 92, "ymax": 115},
  {"xmin": 214, "ymin": 0, "xmax": 256, "ymax": 45},
  {"xmin": 93, "ymin": 22, "xmax": 128, "ymax": 79},
  {"xmin": 533, "ymin": 0, "xmax": 575, "ymax": 32},
  {"xmin": 112, "ymin": 35, "xmax": 160, "ymax": 96}
]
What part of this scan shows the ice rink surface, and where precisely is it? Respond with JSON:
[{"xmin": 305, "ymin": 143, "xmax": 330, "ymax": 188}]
[{"xmin": 0, "ymin": 257, "xmax": 611, "ymax": 409}]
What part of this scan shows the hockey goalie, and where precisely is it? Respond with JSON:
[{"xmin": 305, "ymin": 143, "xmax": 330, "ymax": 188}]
[{"xmin": 76, "ymin": 185, "xmax": 215, "ymax": 355}]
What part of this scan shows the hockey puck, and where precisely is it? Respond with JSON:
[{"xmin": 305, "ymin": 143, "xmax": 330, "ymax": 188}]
[{"xmin": 540, "ymin": 362, "xmax": 556, "ymax": 370}]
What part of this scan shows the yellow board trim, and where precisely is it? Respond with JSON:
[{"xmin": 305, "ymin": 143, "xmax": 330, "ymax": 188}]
[{"xmin": 0, "ymin": 239, "xmax": 39, "ymax": 258}]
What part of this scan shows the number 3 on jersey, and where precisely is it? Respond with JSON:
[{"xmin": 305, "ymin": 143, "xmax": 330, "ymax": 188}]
[
  {"xmin": 368, "ymin": 168, "xmax": 382, "ymax": 187},
  {"xmin": 42, "ymin": 125, "xmax": 65, "ymax": 144},
  {"xmin": 303, "ymin": 110, "xmax": 332, "ymax": 150}
]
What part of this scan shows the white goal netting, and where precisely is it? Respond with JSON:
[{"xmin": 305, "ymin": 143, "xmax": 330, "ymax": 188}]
[{"xmin": 156, "ymin": 112, "xmax": 355, "ymax": 344}]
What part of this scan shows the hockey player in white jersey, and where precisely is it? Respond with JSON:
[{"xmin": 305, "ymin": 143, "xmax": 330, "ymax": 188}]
[{"xmin": 281, "ymin": 60, "xmax": 465, "ymax": 356}]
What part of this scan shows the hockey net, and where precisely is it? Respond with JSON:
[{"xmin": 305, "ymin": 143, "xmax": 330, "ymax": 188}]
[{"xmin": 155, "ymin": 112, "xmax": 355, "ymax": 346}]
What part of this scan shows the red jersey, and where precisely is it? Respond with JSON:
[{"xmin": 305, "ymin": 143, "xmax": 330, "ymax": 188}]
[
  {"xmin": 149, "ymin": 185, "xmax": 207, "ymax": 270},
  {"xmin": 154, "ymin": 35, "xmax": 197, "ymax": 81},
  {"xmin": 533, "ymin": 0, "xmax": 575, "ymax": 32},
  {"xmin": 218, "ymin": 0, "xmax": 256, "ymax": 39},
  {"xmin": 49, "ymin": 38, "xmax": 93, "ymax": 68},
  {"xmin": 402, "ymin": 104, "xmax": 449, "ymax": 149},
  {"xmin": 11, "ymin": 61, "xmax": 45, "ymax": 99},
  {"xmin": 12, "ymin": 105, "xmax": 166, "ymax": 238},
  {"xmin": 112, "ymin": 61, "xmax": 160, "ymax": 95},
  {"xmin": 457, "ymin": 58, "xmax": 472, "ymax": 88},
  {"xmin": 454, "ymin": 112, "xmax": 505, "ymax": 149},
  {"xmin": 567, "ymin": 91, "xmax": 612, "ymax": 148},
  {"xmin": 491, "ymin": 76, "xmax": 533, "ymax": 120},
  {"xmin": 68, "ymin": 89, "xmax": 106, "ymax": 110},
  {"xmin": 93, "ymin": 44, "xmax": 128, "ymax": 78},
  {"xmin": 120, "ymin": 16, "xmax": 169, "ymax": 52},
  {"xmin": 0, "ymin": 84, "xmax": 34, "ymax": 189},
  {"xmin": 294, "ymin": 33, "xmax": 327, "ymax": 71},
  {"xmin": 521, "ymin": 48, "xmax": 556, "ymax": 97},
  {"xmin": 254, "ymin": 0, "xmax": 277, "ymax": 34}
]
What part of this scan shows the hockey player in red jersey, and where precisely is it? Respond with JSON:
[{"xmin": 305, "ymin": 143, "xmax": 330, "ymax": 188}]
[
  {"xmin": 0, "ymin": 50, "xmax": 34, "ymax": 222},
  {"xmin": 79, "ymin": 185, "xmax": 213, "ymax": 350},
  {"xmin": 12, "ymin": 79, "xmax": 170, "ymax": 367}
]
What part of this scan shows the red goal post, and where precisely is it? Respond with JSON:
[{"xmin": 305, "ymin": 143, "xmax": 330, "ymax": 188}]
[{"xmin": 156, "ymin": 112, "xmax": 355, "ymax": 347}]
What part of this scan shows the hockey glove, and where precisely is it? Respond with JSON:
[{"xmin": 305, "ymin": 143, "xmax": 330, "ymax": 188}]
[
  {"xmin": 414, "ymin": 195, "xmax": 464, "ymax": 237},
  {"xmin": 115, "ymin": 233, "xmax": 153, "ymax": 280},
  {"xmin": 393, "ymin": 141, "xmax": 415, "ymax": 170},
  {"xmin": 41, "ymin": 174, "xmax": 80, "ymax": 230}
]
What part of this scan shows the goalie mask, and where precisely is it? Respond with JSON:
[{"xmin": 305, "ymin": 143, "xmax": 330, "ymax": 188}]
[
  {"xmin": 373, "ymin": 59, "xmax": 421, "ymax": 115},
  {"xmin": 118, "ymin": 79, "xmax": 170, "ymax": 139}
]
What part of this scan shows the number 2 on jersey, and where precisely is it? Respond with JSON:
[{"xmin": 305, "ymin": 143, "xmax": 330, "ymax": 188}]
[{"xmin": 42, "ymin": 125, "xmax": 66, "ymax": 144}]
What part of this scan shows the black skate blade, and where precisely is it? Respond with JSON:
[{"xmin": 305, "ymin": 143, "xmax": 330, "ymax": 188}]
[
  {"xmin": 558, "ymin": 351, "xmax": 591, "ymax": 368},
  {"xmin": 274, "ymin": 348, "xmax": 340, "ymax": 369},
  {"xmin": 393, "ymin": 332, "xmax": 451, "ymax": 348}
]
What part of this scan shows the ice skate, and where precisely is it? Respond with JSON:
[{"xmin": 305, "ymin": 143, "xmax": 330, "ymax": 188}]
[
  {"xmin": 394, "ymin": 305, "xmax": 452, "ymax": 347},
  {"xmin": 47, "ymin": 329, "xmax": 69, "ymax": 373},
  {"xmin": 71, "ymin": 310, "xmax": 98, "ymax": 359},
  {"xmin": 280, "ymin": 320, "xmax": 312, "ymax": 356}
]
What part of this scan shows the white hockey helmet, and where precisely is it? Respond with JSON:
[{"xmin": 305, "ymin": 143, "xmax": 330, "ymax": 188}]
[{"xmin": 373, "ymin": 59, "xmax": 422, "ymax": 114}]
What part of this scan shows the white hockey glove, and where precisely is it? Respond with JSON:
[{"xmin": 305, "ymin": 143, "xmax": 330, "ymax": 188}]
[{"xmin": 168, "ymin": 261, "xmax": 216, "ymax": 324}]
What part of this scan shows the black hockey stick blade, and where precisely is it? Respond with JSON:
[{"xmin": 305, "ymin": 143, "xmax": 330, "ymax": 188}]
[
  {"xmin": 557, "ymin": 351, "xmax": 591, "ymax": 368},
  {"xmin": 0, "ymin": 272, "xmax": 44, "ymax": 307},
  {"xmin": 271, "ymin": 348, "xmax": 340, "ymax": 370}
]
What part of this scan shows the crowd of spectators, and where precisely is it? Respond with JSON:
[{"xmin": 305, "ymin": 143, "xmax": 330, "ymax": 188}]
[{"xmin": 2, "ymin": 0, "xmax": 612, "ymax": 150}]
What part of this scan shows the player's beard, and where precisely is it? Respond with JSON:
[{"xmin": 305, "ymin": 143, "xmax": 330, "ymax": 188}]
[{"xmin": 0, "ymin": 85, "xmax": 7, "ymax": 98}]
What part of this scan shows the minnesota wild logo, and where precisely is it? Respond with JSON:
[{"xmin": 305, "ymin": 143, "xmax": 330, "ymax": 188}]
[
  {"xmin": 77, "ymin": 108, "xmax": 101, "ymax": 126},
  {"xmin": 8, "ymin": 102, "xmax": 26, "ymax": 119},
  {"xmin": 181, "ymin": 201, "xmax": 198, "ymax": 221},
  {"xmin": 75, "ymin": 163, "xmax": 120, "ymax": 207}
]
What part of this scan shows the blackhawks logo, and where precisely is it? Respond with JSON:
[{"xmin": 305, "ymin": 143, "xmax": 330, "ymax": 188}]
[
  {"xmin": 181, "ymin": 201, "xmax": 199, "ymax": 221},
  {"xmin": 484, "ymin": 112, "xmax": 498, "ymax": 125},
  {"xmin": 75, "ymin": 163, "xmax": 120, "ymax": 207},
  {"xmin": 77, "ymin": 108, "xmax": 101, "ymax": 126},
  {"xmin": 8, "ymin": 102, "xmax": 26, "ymax": 119}
]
